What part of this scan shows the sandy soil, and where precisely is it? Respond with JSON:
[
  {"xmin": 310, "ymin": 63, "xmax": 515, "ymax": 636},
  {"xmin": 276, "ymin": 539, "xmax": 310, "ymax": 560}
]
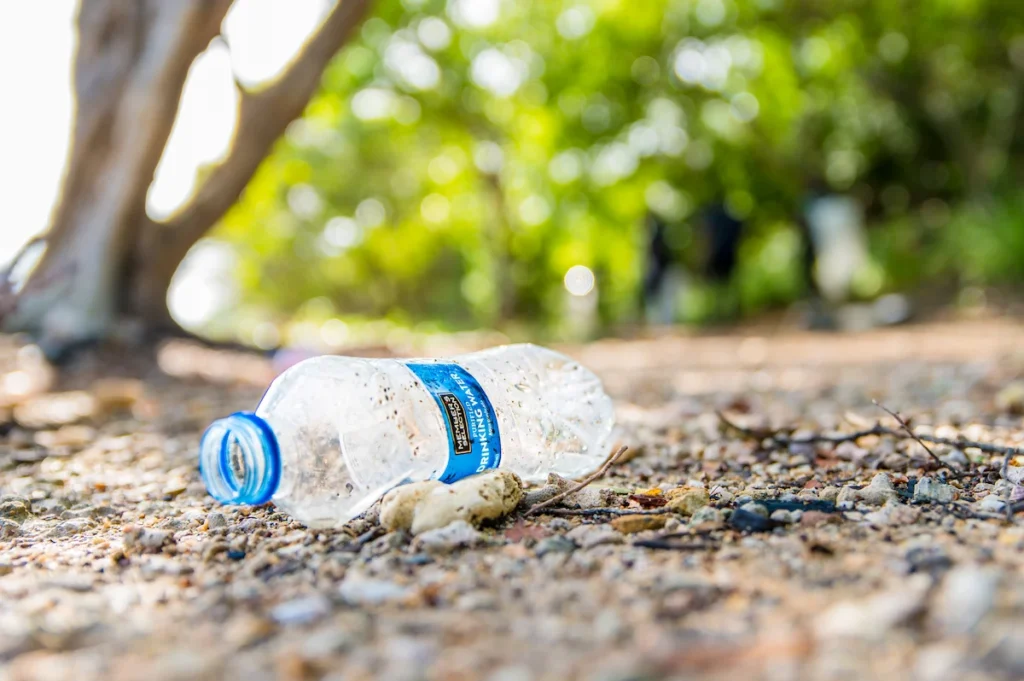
[{"xmin": 1, "ymin": 320, "xmax": 1024, "ymax": 681}]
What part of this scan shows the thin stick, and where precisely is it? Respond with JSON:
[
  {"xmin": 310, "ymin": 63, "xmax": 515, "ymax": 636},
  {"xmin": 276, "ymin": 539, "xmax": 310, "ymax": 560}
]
[
  {"xmin": 539, "ymin": 507, "xmax": 671, "ymax": 517},
  {"xmin": 872, "ymin": 400, "xmax": 962, "ymax": 478},
  {"xmin": 717, "ymin": 411, "xmax": 1021, "ymax": 475},
  {"xmin": 716, "ymin": 410, "xmax": 889, "ymax": 448},
  {"xmin": 526, "ymin": 445, "xmax": 628, "ymax": 516},
  {"xmin": 632, "ymin": 538, "xmax": 717, "ymax": 551}
]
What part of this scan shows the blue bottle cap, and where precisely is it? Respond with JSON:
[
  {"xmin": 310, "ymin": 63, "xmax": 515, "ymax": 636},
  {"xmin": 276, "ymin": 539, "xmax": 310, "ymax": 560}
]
[{"xmin": 199, "ymin": 412, "xmax": 281, "ymax": 506}]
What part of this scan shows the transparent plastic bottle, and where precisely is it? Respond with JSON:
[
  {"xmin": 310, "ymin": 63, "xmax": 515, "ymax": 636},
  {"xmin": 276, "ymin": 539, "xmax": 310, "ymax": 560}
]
[{"xmin": 200, "ymin": 344, "xmax": 615, "ymax": 528}]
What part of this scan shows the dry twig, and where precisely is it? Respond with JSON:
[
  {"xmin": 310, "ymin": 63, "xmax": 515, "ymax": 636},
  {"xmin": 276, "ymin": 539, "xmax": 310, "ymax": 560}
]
[
  {"xmin": 872, "ymin": 400, "xmax": 962, "ymax": 478},
  {"xmin": 632, "ymin": 534, "xmax": 718, "ymax": 551},
  {"xmin": 539, "ymin": 507, "xmax": 671, "ymax": 517},
  {"xmin": 526, "ymin": 445, "xmax": 628, "ymax": 516},
  {"xmin": 716, "ymin": 409, "xmax": 1024, "ymax": 479}
]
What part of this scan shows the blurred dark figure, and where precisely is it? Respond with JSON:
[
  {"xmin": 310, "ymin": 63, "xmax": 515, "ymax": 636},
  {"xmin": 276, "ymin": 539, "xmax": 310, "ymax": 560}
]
[
  {"xmin": 641, "ymin": 204, "xmax": 746, "ymax": 323},
  {"xmin": 702, "ymin": 202, "xmax": 744, "ymax": 283},
  {"xmin": 641, "ymin": 212, "xmax": 679, "ymax": 324},
  {"xmin": 642, "ymin": 213, "xmax": 673, "ymax": 302},
  {"xmin": 797, "ymin": 179, "xmax": 838, "ymax": 329},
  {"xmin": 640, "ymin": 194, "xmax": 908, "ymax": 328},
  {"xmin": 699, "ymin": 201, "xmax": 744, "ymax": 321}
]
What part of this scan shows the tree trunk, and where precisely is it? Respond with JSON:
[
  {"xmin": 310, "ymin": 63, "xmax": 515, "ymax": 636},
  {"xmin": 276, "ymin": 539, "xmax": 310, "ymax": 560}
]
[{"xmin": 1, "ymin": 0, "xmax": 371, "ymax": 357}]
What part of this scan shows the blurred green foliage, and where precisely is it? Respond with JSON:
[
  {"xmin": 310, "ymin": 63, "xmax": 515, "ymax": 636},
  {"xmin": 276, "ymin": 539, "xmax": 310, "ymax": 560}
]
[{"xmin": 211, "ymin": 0, "xmax": 1024, "ymax": 344}]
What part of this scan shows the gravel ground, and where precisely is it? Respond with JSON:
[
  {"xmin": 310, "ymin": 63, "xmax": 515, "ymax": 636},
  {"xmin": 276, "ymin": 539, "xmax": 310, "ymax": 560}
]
[{"xmin": 2, "ymin": 320, "xmax": 1024, "ymax": 681}]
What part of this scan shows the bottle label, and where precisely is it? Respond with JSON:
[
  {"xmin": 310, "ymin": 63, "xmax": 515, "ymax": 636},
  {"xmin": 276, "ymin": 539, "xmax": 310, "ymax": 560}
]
[{"xmin": 405, "ymin": 362, "xmax": 502, "ymax": 483}]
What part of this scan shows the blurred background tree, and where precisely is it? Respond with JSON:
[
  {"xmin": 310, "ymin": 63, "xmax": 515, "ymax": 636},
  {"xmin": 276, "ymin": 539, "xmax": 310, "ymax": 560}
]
[
  {"xmin": 4, "ymin": 0, "xmax": 1024, "ymax": 354},
  {"xmin": 0, "ymin": 0, "xmax": 370, "ymax": 358},
  {"xmin": 212, "ymin": 0, "xmax": 1024, "ymax": 348}
]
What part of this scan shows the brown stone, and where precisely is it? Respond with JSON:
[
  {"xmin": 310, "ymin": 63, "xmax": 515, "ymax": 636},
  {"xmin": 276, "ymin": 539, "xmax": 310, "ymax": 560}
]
[
  {"xmin": 667, "ymin": 488, "xmax": 710, "ymax": 516},
  {"xmin": 611, "ymin": 514, "xmax": 667, "ymax": 534}
]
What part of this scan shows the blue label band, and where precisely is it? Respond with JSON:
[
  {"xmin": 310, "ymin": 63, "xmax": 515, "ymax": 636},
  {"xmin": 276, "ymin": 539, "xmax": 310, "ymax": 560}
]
[{"xmin": 404, "ymin": 362, "xmax": 501, "ymax": 483}]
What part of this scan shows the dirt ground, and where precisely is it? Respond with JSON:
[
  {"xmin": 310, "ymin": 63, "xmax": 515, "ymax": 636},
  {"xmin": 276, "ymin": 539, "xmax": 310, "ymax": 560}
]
[{"xmin": 2, "ymin": 319, "xmax": 1024, "ymax": 681}]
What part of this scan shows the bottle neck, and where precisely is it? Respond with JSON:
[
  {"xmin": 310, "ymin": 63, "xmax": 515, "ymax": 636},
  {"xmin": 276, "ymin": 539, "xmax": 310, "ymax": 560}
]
[{"xmin": 200, "ymin": 412, "xmax": 281, "ymax": 505}]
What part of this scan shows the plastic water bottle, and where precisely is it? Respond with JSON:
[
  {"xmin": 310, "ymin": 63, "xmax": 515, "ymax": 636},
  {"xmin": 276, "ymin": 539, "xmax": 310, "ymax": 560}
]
[{"xmin": 200, "ymin": 344, "xmax": 615, "ymax": 528}]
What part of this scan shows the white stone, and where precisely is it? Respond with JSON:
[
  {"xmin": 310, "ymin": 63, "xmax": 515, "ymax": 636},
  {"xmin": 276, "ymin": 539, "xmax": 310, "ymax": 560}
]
[
  {"xmin": 857, "ymin": 473, "xmax": 899, "ymax": 506},
  {"xmin": 913, "ymin": 477, "xmax": 956, "ymax": 504},
  {"xmin": 863, "ymin": 500, "xmax": 921, "ymax": 526},
  {"xmin": 976, "ymin": 495, "xmax": 1007, "ymax": 513},
  {"xmin": 412, "ymin": 520, "xmax": 486, "ymax": 554},
  {"xmin": 410, "ymin": 470, "xmax": 522, "ymax": 535},
  {"xmin": 379, "ymin": 481, "xmax": 443, "ymax": 532},
  {"xmin": 339, "ymin": 575, "xmax": 412, "ymax": 606}
]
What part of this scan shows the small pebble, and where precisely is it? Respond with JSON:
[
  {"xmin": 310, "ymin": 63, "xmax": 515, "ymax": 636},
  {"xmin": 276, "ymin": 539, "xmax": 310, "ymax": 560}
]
[
  {"xmin": 858, "ymin": 473, "xmax": 899, "ymax": 506},
  {"xmin": 800, "ymin": 511, "xmax": 834, "ymax": 527},
  {"xmin": 690, "ymin": 507, "xmax": 724, "ymax": 524},
  {"xmin": 880, "ymin": 453, "xmax": 909, "ymax": 471},
  {"xmin": 992, "ymin": 479, "xmax": 1015, "ymax": 497},
  {"xmin": 123, "ymin": 525, "xmax": 173, "ymax": 554},
  {"xmin": 739, "ymin": 502, "xmax": 769, "ymax": 518},
  {"xmin": 942, "ymin": 449, "xmax": 970, "ymax": 468},
  {"xmin": 770, "ymin": 509, "xmax": 795, "ymax": 524},
  {"xmin": 666, "ymin": 488, "xmax": 709, "ymax": 516},
  {"xmin": 535, "ymin": 535, "xmax": 576, "ymax": 557},
  {"xmin": 610, "ymin": 514, "xmax": 667, "ymax": 534},
  {"xmin": 819, "ymin": 486, "xmax": 840, "ymax": 503},
  {"xmin": 0, "ymin": 498, "xmax": 31, "ymax": 523},
  {"xmin": 206, "ymin": 512, "xmax": 228, "ymax": 530},
  {"xmin": 566, "ymin": 523, "xmax": 623, "ymax": 549},
  {"xmin": 730, "ymin": 508, "xmax": 776, "ymax": 533},
  {"xmin": 0, "ymin": 519, "xmax": 22, "ymax": 539},
  {"xmin": 519, "ymin": 474, "xmax": 569, "ymax": 508},
  {"xmin": 913, "ymin": 477, "xmax": 956, "ymax": 504},
  {"xmin": 563, "ymin": 486, "xmax": 615, "ymax": 509},
  {"xmin": 836, "ymin": 486, "xmax": 859, "ymax": 508},
  {"xmin": 47, "ymin": 518, "xmax": 94, "ymax": 538},
  {"xmin": 976, "ymin": 495, "xmax": 1007, "ymax": 513},
  {"xmin": 412, "ymin": 520, "xmax": 486, "ymax": 554},
  {"xmin": 31, "ymin": 499, "xmax": 67, "ymax": 517},
  {"xmin": 339, "ymin": 576, "xmax": 412, "ymax": 606},
  {"xmin": 271, "ymin": 595, "xmax": 332, "ymax": 626},
  {"xmin": 864, "ymin": 501, "xmax": 921, "ymax": 526}
]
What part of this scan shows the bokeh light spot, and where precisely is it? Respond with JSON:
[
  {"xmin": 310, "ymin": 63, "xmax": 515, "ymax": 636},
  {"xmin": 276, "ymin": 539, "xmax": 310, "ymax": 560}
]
[{"xmin": 564, "ymin": 265, "xmax": 596, "ymax": 297}]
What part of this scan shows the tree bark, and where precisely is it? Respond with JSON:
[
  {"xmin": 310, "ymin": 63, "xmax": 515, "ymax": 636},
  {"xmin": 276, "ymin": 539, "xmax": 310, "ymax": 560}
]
[
  {"xmin": 2, "ymin": 0, "xmax": 231, "ymax": 349},
  {"xmin": 2, "ymin": 0, "xmax": 372, "ymax": 354},
  {"xmin": 131, "ymin": 0, "xmax": 372, "ymax": 326}
]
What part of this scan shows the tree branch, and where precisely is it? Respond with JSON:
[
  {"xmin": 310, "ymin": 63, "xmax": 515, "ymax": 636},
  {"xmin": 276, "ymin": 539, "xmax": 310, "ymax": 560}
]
[{"xmin": 134, "ymin": 0, "xmax": 373, "ymax": 307}]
